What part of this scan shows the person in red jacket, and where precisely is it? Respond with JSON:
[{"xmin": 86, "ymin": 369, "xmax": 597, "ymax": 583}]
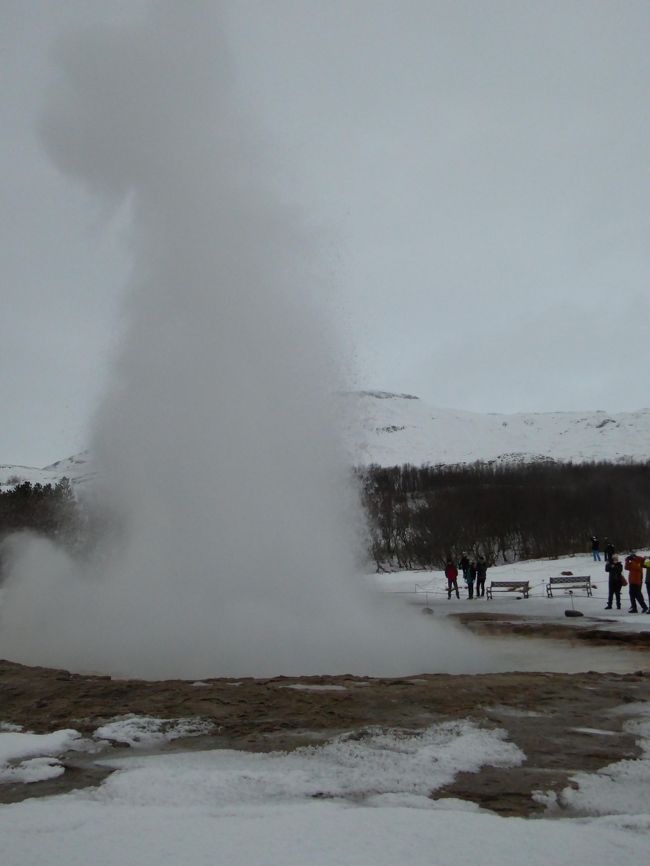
[
  {"xmin": 624, "ymin": 553, "xmax": 649, "ymax": 613},
  {"xmin": 444, "ymin": 559, "xmax": 460, "ymax": 600}
]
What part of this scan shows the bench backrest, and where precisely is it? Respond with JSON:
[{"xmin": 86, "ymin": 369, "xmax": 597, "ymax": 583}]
[
  {"xmin": 549, "ymin": 575, "xmax": 590, "ymax": 585},
  {"xmin": 490, "ymin": 580, "xmax": 529, "ymax": 587}
]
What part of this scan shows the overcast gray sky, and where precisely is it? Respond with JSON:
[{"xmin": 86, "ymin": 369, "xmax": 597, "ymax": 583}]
[{"xmin": 3, "ymin": 0, "xmax": 650, "ymax": 466}]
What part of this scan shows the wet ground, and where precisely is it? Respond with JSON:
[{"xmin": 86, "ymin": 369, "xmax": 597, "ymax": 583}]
[
  {"xmin": 454, "ymin": 610, "xmax": 650, "ymax": 672},
  {"xmin": 2, "ymin": 615, "xmax": 650, "ymax": 815}
]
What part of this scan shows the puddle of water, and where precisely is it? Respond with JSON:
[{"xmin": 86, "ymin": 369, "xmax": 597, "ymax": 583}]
[
  {"xmin": 486, "ymin": 705, "xmax": 547, "ymax": 718},
  {"xmin": 281, "ymin": 684, "xmax": 348, "ymax": 692},
  {"xmin": 479, "ymin": 633, "xmax": 650, "ymax": 674}
]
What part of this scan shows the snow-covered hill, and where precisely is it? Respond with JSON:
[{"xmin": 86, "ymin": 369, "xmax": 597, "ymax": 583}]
[
  {"xmin": 3, "ymin": 393, "xmax": 650, "ymax": 489},
  {"xmin": 0, "ymin": 452, "xmax": 93, "ymax": 493},
  {"xmin": 341, "ymin": 391, "xmax": 650, "ymax": 467}
]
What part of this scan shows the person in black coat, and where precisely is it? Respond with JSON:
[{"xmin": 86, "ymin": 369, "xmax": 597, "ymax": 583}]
[
  {"xmin": 476, "ymin": 556, "xmax": 488, "ymax": 598},
  {"xmin": 466, "ymin": 561, "xmax": 477, "ymax": 599},
  {"xmin": 605, "ymin": 555, "xmax": 624, "ymax": 610},
  {"xmin": 604, "ymin": 539, "xmax": 615, "ymax": 564}
]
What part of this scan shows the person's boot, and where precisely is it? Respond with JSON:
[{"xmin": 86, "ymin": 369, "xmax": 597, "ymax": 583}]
[{"xmin": 604, "ymin": 604, "xmax": 612, "ymax": 609}]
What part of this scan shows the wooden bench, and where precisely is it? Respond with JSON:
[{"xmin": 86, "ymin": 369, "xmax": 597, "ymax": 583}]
[
  {"xmin": 546, "ymin": 575, "xmax": 592, "ymax": 598},
  {"xmin": 486, "ymin": 580, "xmax": 530, "ymax": 599}
]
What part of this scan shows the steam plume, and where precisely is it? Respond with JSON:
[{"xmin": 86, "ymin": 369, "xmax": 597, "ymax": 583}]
[{"xmin": 0, "ymin": 4, "xmax": 482, "ymax": 678}]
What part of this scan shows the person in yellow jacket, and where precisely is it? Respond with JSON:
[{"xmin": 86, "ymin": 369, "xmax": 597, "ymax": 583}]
[{"xmin": 624, "ymin": 553, "xmax": 649, "ymax": 613}]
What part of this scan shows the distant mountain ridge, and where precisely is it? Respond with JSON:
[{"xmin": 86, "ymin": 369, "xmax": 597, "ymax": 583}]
[
  {"xmin": 2, "ymin": 392, "xmax": 650, "ymax": 490},
  {"xmin": 0, "ymin": 452, "xmax": 93, "ymax": 493},
  {"xmin": 341, "ymin": 391, "xmax": 650, "ymax": 467}
]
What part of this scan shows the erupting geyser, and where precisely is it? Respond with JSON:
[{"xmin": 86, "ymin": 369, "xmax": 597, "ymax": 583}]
[{"xmin": 0, "ymin": 3, "xmax": 482, "ymax": 678}]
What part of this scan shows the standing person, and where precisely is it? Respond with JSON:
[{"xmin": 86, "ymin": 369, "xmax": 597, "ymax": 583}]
[
  {"xmin": 624, "ymin": 553, "xmax": 648, "ymax": 613},
  {"xmin": 604, "ymin": 538, "xmax": 615, "ymax": 564},
  {"xmin": 476, "ymin": 556, "xmax": 488, "ymax": 598},
  {"xmin": 458, "ymin": 553, "xmax": 470, "ymax": 585},
  {"xmin": 444, "ymin": 559, "xmax": 460, "ymax": 600},
  {"xmin": 604, "ymin": 555, "xmax": 624, "ymax": 610},
  {"xmin": 644, "ymin": 555, "xmax": 650, "ymax": 611},
  {"xmin": 591, "ymin": 536, "xmax": 601, "ymax": 561},
  {"xmin": 467, "ymin": 561, "xmax": 477, "ymax": 599}
]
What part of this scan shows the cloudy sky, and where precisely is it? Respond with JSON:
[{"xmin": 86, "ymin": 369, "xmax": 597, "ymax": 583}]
[{"xmin": 3, "ymin": 0, "xmax": 650, "ymax": 466}]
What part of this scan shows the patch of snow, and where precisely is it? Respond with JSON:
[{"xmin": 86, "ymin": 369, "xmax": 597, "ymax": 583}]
[
  {"xmin": 2, "ymin": 718, "xmax": 650, "ymax": 866},
  {"xmin": 93, "ymin": 716, "xmax": 216, "ymax": 748},
  {"xmin": 570, "ymin": 728, "xmax": 618, "ymax": 737},
  {"xmin": 1, "ymin": 757, "xmax": 66, "ymax": 784},
  {"xmin": 558, "ymin": 718, "xmax": 650, "ymax": 816},
  {"xmin": 0, "ymin": 729, "xmax": 86, "ymax": 784},
  {"xmin": 92, "ymin": 721, "xmax": 523, "ymax": 808}
]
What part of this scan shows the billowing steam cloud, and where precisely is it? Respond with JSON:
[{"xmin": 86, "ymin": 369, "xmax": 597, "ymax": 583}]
[{"xmin": 0, "ymin": 4, "xmax": 484, "ymax": 678}]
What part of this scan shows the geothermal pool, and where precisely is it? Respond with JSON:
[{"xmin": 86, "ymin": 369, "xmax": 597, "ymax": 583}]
[{"xmin": 474, "ymin": 633, "xmax": 650, "ymax": 674}]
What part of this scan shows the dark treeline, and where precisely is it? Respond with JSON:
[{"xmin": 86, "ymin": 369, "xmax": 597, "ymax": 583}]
[
  {"xmin": 359, "ymin": 460, "xmax": 650, "ymax": 570},
  {"xmin": 0, "ymin": 479, "xmax": 79, "ymax": 547},
  {"xmin": 2, "ymin": 463, "xmax": 650, "ymax": 576}
]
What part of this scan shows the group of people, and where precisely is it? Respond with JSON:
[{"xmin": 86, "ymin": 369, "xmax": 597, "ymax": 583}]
[
  {"xmin": 591, "ymin": 536, "xmax": 615, "ymax": 563},
  {"xmin": 444, "ymin": 554, "xmax": 489, "ymax": 599},
  {"xmin": 441, "ymin": 538, "xmax": 650, "ymax": 608},
  {"xmin": 604, "ymin": 546, "xmax": 650, "ymax": 613}
]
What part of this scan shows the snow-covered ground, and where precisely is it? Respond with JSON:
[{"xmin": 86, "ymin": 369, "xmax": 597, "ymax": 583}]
[
  {"xmin": 375, "ymin": 552, "xmax": 647, "ymax": 617},
  {"xmin": 2, "ymin": 552, "xmax": 650, "ymax": 864},
  {"xmin": 2, "ymin": 705, "xmax": 650, "ymax": 865},
  {"xmin": 372, "ymin": 553, "xmax": 650, "ymax": 674}
]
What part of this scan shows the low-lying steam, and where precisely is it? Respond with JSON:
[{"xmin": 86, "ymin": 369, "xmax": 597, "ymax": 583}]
[{"xmin": 0, "ymin": 4, "xmax": 482, "ymax": 678}]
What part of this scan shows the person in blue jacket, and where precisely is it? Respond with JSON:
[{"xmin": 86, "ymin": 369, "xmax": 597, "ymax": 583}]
[{"xmin": 591, "ymin": 536, "xmax": 601, "ymax": 562}]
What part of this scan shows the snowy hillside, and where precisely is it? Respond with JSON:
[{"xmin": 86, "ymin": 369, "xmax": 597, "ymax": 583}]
[
  {"xmin": 341, "ymin": 391, "xmax": 650, "ymax": 466},
  {"xmin": 3, "ymin": 394, "xmax": 650, "ymax": 490},
  {"xmin": 0, "ymin": 452, "xmax": 93, "ymax": 493}
]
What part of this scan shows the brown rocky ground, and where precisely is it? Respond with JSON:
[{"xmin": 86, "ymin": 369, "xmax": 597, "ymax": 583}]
[{"xmin": 2, "ymin": 615, "xmax": 650, "ymax": 816}]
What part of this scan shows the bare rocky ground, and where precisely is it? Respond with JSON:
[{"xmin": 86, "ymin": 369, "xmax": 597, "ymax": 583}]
[{"xmin": 2, "ymin": 615, "xmax": 650, "ymax": 816}]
